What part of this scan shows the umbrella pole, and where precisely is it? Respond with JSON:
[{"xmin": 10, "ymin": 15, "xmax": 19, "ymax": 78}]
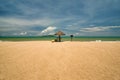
[
  {"xmin": 71, "ymin": 37, "xmax": 73, "ymax": 41},
  {"xmin": 58, "ymin": 35, "xmax": 61, "ymax": 42}
]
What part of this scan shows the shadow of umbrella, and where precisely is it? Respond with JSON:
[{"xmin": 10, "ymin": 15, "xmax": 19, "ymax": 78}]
[{"xmin": 55, "ymin": 31, "xmax": 65, "ymax": 42}]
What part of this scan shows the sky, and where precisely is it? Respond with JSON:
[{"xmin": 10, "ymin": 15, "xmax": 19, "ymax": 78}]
[{"xmin": 0, "ymin": 0, "xmax": 120, "ymax": 36}]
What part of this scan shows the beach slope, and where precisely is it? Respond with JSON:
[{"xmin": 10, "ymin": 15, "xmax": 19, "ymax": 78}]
[{"xmin": 0, "ymin": 41, "xmax": 120, "ymax": 80}]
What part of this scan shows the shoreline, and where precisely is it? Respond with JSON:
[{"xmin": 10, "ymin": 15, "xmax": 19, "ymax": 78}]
[{"xmin": 0, "ymin": 40, "xmax": 120, "ymax": 42}]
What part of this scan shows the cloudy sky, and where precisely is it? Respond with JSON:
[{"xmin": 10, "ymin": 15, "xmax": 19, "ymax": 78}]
[{"xmin": 0, "ymin": 0, "xmax": 120, "ymax": 36}]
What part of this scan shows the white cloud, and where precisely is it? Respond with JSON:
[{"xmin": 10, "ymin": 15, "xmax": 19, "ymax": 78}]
[
  {"xmin": 0, "ymin": 17, "xmax": 55, "ymax": 27},
  {"xmin": 0, "ymin": 17, "xmax": 73, "ymax": 29},
  {"xmin": 12, "ymin": 32, "xmax": 27, "ymax": 36},
  {"xmin": 80, "ymin": 26, "xmax": 120, "ymax": 32},
  {"xmin": 0, "ymin": 17, "xmax": 78, "ymax": 36},
  {"xmin": 40, "ymin": 26, "xmax": 57, "ymax": 35},
  {"xmin": 20, "ymin": 32, "xmax": 27, "ymax": 35}
]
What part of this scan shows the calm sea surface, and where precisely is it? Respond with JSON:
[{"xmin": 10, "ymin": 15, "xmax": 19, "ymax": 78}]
[{"xmin": 0, "ymin": 36, "xmax": 120, "ymax": 41}]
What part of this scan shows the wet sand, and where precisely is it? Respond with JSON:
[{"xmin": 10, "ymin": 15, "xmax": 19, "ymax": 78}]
[{"xmin": 0, "ymin": 41, "xmax": 120, "ymax": 80}]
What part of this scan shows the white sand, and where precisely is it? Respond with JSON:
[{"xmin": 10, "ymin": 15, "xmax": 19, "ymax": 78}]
[{"xmin": 0, "ymin": 41, "xmax": 120, "ymax": 80}]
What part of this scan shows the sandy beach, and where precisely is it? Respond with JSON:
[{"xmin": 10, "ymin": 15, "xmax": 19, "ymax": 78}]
[{"xmin": 0, "ymin": 41, "xmax": 120, "ymax": 80}]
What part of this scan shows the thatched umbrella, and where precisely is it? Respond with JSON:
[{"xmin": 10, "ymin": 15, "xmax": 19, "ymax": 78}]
[{"xmin": 55, "ymin": 31, "xmax": 65, "ymax": 42}]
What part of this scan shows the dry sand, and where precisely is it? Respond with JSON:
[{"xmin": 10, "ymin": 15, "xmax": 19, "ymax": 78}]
[{"xmin": 0, "ymin": 41, "xmax": 120, "ymax": 80}]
